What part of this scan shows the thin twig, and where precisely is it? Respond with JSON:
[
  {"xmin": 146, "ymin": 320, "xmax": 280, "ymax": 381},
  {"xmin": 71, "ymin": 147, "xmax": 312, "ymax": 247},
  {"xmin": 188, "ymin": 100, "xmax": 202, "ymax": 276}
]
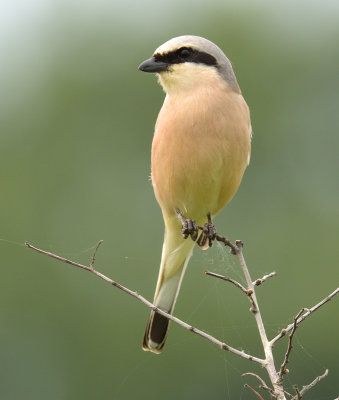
[
  {"xmin": 271, "ymin": 289, "xmax": 339, "ymax": 345},
  {"xmin": 89, "ymin": 240, "xmax": 103, "ymax": 269},
  {"xmin": 25, "ymin": 241, "xmax": 265, "ymax": 365},
  {"xmin": 291, "ymin": 369, "xmax": 329, "ymax": 400},
  {"xmin": 279, "ymin": 309, "xmax": 305, "ymax": 377},
  {"xmin": 293, "ymin": 386, "xmax": 302, "ymax": 400},
  {"xmin": 214, "ymin": 233, "xmax": 238, "ymax": 254},
  {"xmin": 242, "ymin": 372, "xmax": 275, "ymax": 396},
  {"xmin": 204, "ymin": 271, "xmax": 248, "ymax": 294},
  {"xmin": 253, "ymin": 272, "xmax": 277, "ymax": 286},
  {"xmin": 204, "ymin": 270, "xmax": 258, "ymax": 312},
  {"xmin": 234, "ymin": 241, "xmax": 286, "ymax": 399},
  {"xmin": 244, "ymin": 384, "xmax": 265, "ymax": 400}
]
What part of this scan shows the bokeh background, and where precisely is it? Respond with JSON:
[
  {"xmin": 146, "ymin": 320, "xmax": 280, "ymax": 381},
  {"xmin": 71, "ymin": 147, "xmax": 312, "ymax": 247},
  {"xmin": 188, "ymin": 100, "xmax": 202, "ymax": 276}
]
[{"xmin": 1, "ymin": 0, "xmax": 338, "ymax": 399}]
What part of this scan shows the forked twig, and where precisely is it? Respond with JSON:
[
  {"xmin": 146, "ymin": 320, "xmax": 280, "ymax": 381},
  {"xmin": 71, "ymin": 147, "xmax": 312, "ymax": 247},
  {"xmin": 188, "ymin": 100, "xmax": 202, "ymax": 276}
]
[
  {"xmin": 279, "ymin": 309, "xmax": 305, "ymax": 377},
  {"xmin": 271, "ymin": 289, "xmax": 339, "ymax": 345},
  {"xmin": 25, "ymin": 241, "xmax": 264, "ymax": 365},
  {"xmin": 242, "ymin": 372, "xmax": 275, "ymax": 396},
  {"xmin": 25, "ymin": 233, "xmax": 338, "ymax": 400},
  {"xmin": 204, "ymin": 270, "xmax": 277, "ymax": 294},
  {"xmin": 291, "ymin": 369, "xmax": 329, "ymax": 400}
]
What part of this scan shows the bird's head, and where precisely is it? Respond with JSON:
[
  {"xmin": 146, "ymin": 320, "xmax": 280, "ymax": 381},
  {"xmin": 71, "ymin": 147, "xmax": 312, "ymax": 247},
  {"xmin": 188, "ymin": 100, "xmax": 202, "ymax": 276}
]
[{"xmin": 138, "ymin": 35, "xmax": 240, "ymax": 95}]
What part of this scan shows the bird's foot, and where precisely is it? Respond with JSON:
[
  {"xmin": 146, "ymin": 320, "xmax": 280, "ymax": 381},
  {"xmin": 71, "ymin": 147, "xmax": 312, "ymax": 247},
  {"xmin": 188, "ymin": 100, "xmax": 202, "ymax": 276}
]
[
  {"xmin": 197, "ymin": 213, "xmax": 217, "ymax": 249},
  {"xmin": 176, "ymin": 210, "xmax": 199, "ymax": 241}
]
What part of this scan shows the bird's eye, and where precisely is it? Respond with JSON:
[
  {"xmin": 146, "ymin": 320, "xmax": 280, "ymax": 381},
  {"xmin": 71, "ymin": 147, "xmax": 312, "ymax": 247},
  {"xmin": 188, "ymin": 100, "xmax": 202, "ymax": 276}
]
[{"xmin": 179, "ymin": 48, "xmax": 191, "ymax": 59}]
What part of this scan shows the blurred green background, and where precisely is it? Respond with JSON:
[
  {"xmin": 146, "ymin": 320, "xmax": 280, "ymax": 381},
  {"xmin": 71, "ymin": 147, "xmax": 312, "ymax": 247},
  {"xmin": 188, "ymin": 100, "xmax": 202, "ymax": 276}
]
[{"xmin": 1, "ymin": 0, "xmax": 338, "ymax": 399}]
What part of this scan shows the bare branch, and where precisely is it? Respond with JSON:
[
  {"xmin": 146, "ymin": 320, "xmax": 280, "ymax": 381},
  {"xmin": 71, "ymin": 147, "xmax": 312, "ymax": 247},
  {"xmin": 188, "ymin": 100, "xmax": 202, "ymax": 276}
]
[
  {"xmin": 25, "ymin": 232, "xmax": 337, "ymax": 400},
  {"xmin": 89, "ymin": 240, "xmax": 103, "ymax": 269},
  {"xmin": 244, "ymin": 384, "xmax": 265, "ymax": 400},
  {"xmin": 25, "ymin": 242, "xmax": 92, "ymax": 272},
  {"xmin": 25, "ymin": 241, "xmax": 265, "ymax": 365},
  {"xmin": 234, "ymin": 242, "xmax": 287, "ymax": 399},
  {"xmin": 205, "ymin": 230, "xmax": 238, "ymax": 254},
  {"xmin": 180, "ymin": 215, "xmax": 335, "ymax": 399},
  {"xmin": 235, "ymin": 244, "xmax": 269, "ymax": 348},
  {"xmin": 279, "ymin": 309, "xmax": 305, "ymax": 377},
  {"xmin": 242, "ymin": 372, "xmax": 275, "ymax": 396},
  {"xmin": 291, "ymin": 369, "xmax": 329, "ymax": 400},
  {"xmin": 253, "ymin": 272, "xmax": 277, "ymax": 286},
  {"xmin": 293, "ymin": 386, "xmax": 302, "ymax": 400},
  {"xmin": 271, "ymin": 288, "xmax": 339, "ymax": 345},
  {"xmin": 204, "ymin": 270, "xmax": 248, "ymax": 294}
]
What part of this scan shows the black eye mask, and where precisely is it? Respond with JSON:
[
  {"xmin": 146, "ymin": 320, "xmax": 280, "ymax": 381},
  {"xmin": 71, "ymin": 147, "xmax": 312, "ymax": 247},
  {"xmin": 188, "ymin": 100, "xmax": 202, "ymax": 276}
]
[{"xmin": 153, "ymin": 47, "xmax": 218, "ymax": 68}]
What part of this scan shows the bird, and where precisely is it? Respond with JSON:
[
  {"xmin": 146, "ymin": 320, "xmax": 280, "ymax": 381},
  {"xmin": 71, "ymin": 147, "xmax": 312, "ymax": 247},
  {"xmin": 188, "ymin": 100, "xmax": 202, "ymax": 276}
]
[{"xmin": 138, "ymin": 35, "xmax": 252, "ymax": 354}]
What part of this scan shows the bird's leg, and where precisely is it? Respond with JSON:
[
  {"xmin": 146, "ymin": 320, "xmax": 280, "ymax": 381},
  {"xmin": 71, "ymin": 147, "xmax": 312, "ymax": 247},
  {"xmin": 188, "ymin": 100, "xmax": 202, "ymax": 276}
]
[
  {"xmin": 197, "ymin": 212, "xmax": 217, "ymax": 248},
  {"xmin": 176, "ymin": 210, "xmax": 199, "ymax": 241}
]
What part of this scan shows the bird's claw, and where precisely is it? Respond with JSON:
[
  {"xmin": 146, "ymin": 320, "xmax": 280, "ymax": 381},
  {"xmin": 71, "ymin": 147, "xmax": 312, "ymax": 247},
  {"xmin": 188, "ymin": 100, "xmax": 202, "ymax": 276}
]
[
  {"xmin": 197, "ymin": 213, "xmax": 217, "ymax": 248},
  {"xmin": 181, "ymin": 218, "xmax": 199, "ymax": 241},
  {"xmin": 176, "ymin": 210, "xmax": 199, "ymax": 241},
  {"xmin": 176, "ymin": 210, "xmax": 217, "ymax": 246}
]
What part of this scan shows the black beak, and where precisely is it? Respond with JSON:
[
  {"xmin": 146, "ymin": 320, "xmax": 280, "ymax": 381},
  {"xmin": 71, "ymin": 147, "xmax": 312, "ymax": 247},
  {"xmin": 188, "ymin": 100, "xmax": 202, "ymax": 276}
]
[{"xmin": 138, "ymin": 57, "xmax": 169, "ymax": 73}]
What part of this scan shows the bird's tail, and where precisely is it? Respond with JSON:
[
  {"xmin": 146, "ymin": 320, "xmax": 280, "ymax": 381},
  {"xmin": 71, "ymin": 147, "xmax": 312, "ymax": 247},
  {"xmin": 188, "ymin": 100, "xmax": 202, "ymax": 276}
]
[{"xmin": 142, "ymin": 227, "xmax": 195, "ymax": 354}]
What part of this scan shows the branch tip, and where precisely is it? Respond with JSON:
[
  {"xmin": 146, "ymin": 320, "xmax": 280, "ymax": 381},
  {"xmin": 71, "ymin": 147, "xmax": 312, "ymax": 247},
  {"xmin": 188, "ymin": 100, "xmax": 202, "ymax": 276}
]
[
  {"xmin": 204, "ymin": 271, "xmax": 248, "ymax": 294},
  {"xmin": 244, "ymin": 384, "xmax": 265, "ymax": 400},
  {"xmin": 235, "ymin": 239, "xmax": 244, "ymax": 248},
  {"xmin": 254, "ymin": 272, "xmax": 277, "ymax": 286},
  {"xmin": 90, "ymin": 240, "xmax": 104, "ymax": 269}
]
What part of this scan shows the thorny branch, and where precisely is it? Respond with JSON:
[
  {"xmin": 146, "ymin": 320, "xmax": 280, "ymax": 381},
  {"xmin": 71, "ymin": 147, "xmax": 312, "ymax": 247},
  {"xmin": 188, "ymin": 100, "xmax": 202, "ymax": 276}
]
[{"xmin": 25, "ymin": 234, "xmax": 338, "ymax": 400}]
